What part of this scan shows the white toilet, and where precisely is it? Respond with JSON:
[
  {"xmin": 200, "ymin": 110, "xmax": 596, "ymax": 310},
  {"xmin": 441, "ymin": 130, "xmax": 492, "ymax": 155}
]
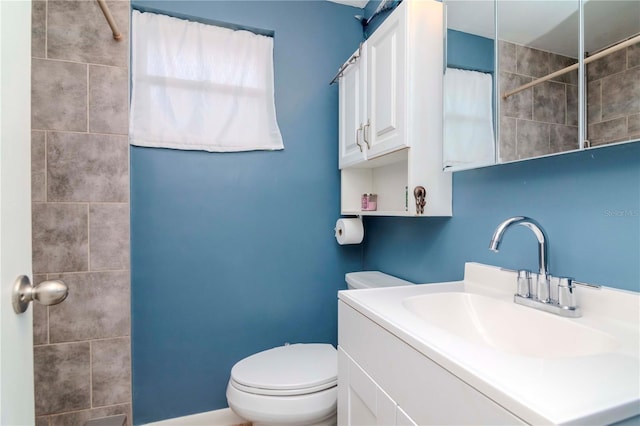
[{"xmin": 226, "ymin": 271, "xmax": 414, "ymax": 426}]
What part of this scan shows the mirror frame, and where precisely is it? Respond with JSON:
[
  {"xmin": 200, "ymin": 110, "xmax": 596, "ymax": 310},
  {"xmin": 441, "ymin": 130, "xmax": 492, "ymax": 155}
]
[{"xmin": 443, "ymin": 0, "xmax": 640, "ymax": 172}]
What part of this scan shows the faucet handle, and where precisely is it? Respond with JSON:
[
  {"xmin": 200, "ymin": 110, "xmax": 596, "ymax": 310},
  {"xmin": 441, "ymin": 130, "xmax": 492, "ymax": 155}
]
[
  {"xmin": 516, "ymin": 270, "xmax": 531, "ymax": 298},
  {"xmin": 557, "ymin": 277, "xmax": 577, "ymax": 309},
  {"xmin": 536, "ymin": 273, "xmax": 551, "ymax": 303}
]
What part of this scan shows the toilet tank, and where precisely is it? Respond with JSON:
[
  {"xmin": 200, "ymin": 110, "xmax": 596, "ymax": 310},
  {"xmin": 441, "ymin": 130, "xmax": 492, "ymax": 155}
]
[{"xmin": 345, "ymin": 271, "xmax": 414, "ymax": 290}]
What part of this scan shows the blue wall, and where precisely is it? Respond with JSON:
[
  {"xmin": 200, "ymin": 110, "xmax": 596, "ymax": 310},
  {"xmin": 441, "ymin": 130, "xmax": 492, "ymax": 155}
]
[
  {"xmin": 363, "ymin": 142, "xmax": 640, "ymax": 291},
  {"xmin": 130, "ymin": 1, "xmax": 363, "ymax": 423},
  {"xmin": 447, "ymin": 29, "xmax": 494, "ymax": 73}
]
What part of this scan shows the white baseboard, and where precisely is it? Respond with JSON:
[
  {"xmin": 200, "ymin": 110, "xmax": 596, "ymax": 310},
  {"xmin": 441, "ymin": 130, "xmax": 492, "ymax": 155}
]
[{"xmin": 144, "ymin": 408, "xmax": 249, "ymax": 426}]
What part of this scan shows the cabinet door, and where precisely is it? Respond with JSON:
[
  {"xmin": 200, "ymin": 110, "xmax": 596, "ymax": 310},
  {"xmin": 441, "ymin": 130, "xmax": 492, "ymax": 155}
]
[
  {"xmin": 396, "ymin": 406, "xmax": 418, "ymax": 426},
  {"xmin": 365, "ymin": 5, "xmax": 406, "ymax": 159},
  {"xmin": 339, "ymin": 50, "xmax": 366, "ymax": 169},
  {"xmin": 338, "ymin": 347, "xmax": 396, "ymax": 426}
]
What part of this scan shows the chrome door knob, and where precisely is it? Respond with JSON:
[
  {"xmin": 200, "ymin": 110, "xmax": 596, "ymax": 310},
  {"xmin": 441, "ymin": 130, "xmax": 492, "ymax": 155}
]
[{"xmin": 12, "ymin": 275, "xmax": 68, "ymax": 314}]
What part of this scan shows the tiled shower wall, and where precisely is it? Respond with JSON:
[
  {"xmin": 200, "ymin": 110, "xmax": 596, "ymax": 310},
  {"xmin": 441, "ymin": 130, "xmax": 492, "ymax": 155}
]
[
  {"xmin": 499, "ymin": 40, "xmax": 640, "ymax": 160},
  {"xmin": 499, "ymin": 41, "xmax": 579, "ymax": 161},
  {"xmin": 30, "ymin": 1, "xmax": 131, "ymax": 425},
  {"xmin": 587, "ymin": 42, "xmax": 640, "ymax": 146}
]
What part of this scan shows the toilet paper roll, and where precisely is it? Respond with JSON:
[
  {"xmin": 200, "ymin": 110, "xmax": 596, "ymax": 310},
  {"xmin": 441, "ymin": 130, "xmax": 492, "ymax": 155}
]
[{"xmin": 335, "ymin": 218, "xmax": 364, "ymax": 245}]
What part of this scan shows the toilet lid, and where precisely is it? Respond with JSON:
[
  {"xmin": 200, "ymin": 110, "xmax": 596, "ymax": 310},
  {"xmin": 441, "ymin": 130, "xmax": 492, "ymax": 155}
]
[{"xmin": 230, "ymin": 343, "xmax": 337, "ymax": 395}]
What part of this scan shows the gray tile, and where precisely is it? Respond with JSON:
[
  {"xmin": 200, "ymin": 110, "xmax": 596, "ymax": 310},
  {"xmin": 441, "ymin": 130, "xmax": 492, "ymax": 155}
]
[
  {"xmin": 550, "ymin": 124, "xmax": 579, "ymax": 154},
  {"xmin": 89, "ymin": 65, "xmax": 129, "ymax": 135},
  {"xmin": 32, "ymin": 132, "xmax": 45, "ymax": 173},
  {"xmin": 47, "ymin": 0, "xmax": 129, "ymax": 68},
  {"xmin": 36, "ymin": 416, "xmax": 49, "ymax": 426},
  {"xmin": 32, "ymin": 1, "xmax": 46, "ymax": 58},
  {"xmin": 517, "ymin": 120, "xmax": 550, "ymax": 159},
  {"xmin": 32, "ymin": 131, "xmax": 46, "ymax": 202},
  {"xmin": 500, "ymin": 72, "xmax": 533, "ymax": 120},
  {"xmin": 90, "ymin": 203, "xmax": 130, "ymax": 271},
  {"xmin": 499, "ymin": 40, "xmax": 516, "ymax": 74},
  {"xmin": 50, "ymin": 404, "xmax": 131, "ymax": 426},
  {"xmin": 47, "ymin": 132, "xmax": 129, "ymax": 202},
  {"xmin": 587, "ymin": 80, "xmax": 602, "ymax": 124},
  {"xmin": 601, "ymin": 67, "xmax": 640, "ymax": 122},
  {"xmin": 629, "ymin": 114, "xmax": 640, "ymax": 135},
  {"xmin": 587, "ymin": 48, "xmax": 626, "ymax": 82},
  {"xmin": 499, "ymin": 116, "xmax": 517, "ymax": 162},
  {"xmin": 49, "ymin": 271, "xmax": 130, "ymax": 343},
  {"xmin": 588, "ymin": 117, "xmax": 627, "ymax": 146},
  {"xmin": 32, "ymin": 203, "xmax": 88, "ymax": 274},
  {"xmin": 629, "ymin": 43, "xmax": 640, "ymax": 69},
  {"xmin": 34, "ymin": 343, "xmax": 91, "ymax": 415},
  {"xmin": 33, "ymin": 274, "xmax": 49, "ymax": 346},
  {"xmin": 533, "ymin": 81, "xmax": 566, "ymax": 124},
  {"xmin": 516, "ymin": 45, "xmax": 549, "ymax": 78},
  {"xmin": 32, "ymin": 59, "xmax": 87, "ymax": 132},
  {"xmin": 549, "ymin": 52, "xmax": 578, "ymax": 85},
  {"xmin": 92, "ymin": 337, "xmax": 131, "ymax": 407},
  {"xmin": 566, "ymin": 84, "xmax": 579, "ymax": 127},
  {"xmin": 32, "ymin": 172, "xmax": 46, "ymax": 203}
]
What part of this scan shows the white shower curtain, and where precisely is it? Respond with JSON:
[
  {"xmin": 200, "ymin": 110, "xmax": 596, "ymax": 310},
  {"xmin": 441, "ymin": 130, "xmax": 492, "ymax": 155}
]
[
  {"xmin": 444, "ymin": 68, "xmax": 495, "ymax": 168},
  {"xmin": 130, "ymin": 11, "xmax": 284, "ymax": 152}
]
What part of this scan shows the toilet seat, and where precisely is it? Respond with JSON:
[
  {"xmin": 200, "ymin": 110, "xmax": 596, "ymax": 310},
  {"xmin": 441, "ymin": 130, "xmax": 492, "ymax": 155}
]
[
  {"xmin": 230, "ymin": 378, "xmax": 337, "ymax": 396},
  {"xmin": 230, "ymin": 343, "xmax": 337, "ymax": 396}
]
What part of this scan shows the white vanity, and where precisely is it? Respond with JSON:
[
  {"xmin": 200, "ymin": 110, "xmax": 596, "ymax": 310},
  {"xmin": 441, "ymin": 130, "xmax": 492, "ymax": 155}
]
[{"xmin": 337, "ymin": 263, "xmax": 640, "ymax": 425}]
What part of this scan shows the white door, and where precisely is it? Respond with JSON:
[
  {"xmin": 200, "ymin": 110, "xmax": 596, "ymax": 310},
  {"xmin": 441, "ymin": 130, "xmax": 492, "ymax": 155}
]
[
  {"xmin": 366, "ymin": 3, "xmax": 406, "ymax": 159},
  {"xmin": 0, "ymin": 1, "xmax": 36, "ymax": 425},
  {"xmin": 338, "ymin": 48, "xmax": 366, "ymax": 169}
]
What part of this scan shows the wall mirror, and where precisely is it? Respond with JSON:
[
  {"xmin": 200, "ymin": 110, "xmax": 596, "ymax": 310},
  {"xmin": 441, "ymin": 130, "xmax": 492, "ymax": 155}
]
[{"xmin": 443, "ymin": 0, "xmax": 640, "ymax": 172}]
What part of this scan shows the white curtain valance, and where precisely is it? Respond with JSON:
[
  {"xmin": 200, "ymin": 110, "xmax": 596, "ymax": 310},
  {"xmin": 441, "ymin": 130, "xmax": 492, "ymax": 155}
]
[{"xmin": 130, "ymin": 10, "xmax": 284, "ymax": 152}]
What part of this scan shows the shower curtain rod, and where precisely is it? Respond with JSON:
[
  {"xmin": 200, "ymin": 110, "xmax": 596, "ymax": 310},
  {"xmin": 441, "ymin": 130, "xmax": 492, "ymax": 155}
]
[
  {"xmin": 96, "ymin": 0, "xmax": 123, "ymax": 41},
  {"xmin": 502, "ymin": 33, "xmax": 640, "ymax": 100}
]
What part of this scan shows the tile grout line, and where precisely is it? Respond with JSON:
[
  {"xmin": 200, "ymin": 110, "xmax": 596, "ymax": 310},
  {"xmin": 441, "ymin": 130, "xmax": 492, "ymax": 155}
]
[
  {"xmin": 46, "ymin": 402, "xmax": 131, "ymax": 419},
  {"xmin": 34, "ymin": 335, "xmax": 131, "ymax": 348},
  {"xmin": 30, "ymin": 128, "xmax": 128, "ymax": 137},
  {"xmin": 44, "ymin": 130, "xmax": 47, "ymax": 203},
  {"xmin": 87, "ymin": 64, "xmax": 90, "ymax": 133},
  {"xmin": 35, "ymin": 55, "xmax": 128, "ymax": 70},
  {"xmin": 90, "ymin": 340, "xmax": 93, "ymax": 409},
  {"xmin": 32, "ymin": 201, "xmax": 128, "ymax": 206},
  {"xmin": 34, "ymin": 269, "xmax": 129, "ymax": 277},
  {"xmin": 44, "ymin": 0, "xmax": 48, "ymax": 60},
  {"xmin": 87, "ymin": 203, "xmax": 91, "ymax": 272}
]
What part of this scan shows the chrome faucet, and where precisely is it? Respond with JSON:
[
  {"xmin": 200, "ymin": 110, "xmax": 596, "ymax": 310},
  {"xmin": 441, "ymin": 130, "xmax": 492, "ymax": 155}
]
[
  {"xmin": 489, "ymin": 216, "xmax": 581, "ymax": 318},
  {"xmin": 489, "ymin": 216, "xmax": 548, "ymax": 278}
]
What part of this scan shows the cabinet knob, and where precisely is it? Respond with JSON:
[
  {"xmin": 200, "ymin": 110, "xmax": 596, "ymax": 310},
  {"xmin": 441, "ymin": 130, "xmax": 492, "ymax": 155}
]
[{"xmin": 414, "ymin": 186, "xmax": 426, "ymax": 215}]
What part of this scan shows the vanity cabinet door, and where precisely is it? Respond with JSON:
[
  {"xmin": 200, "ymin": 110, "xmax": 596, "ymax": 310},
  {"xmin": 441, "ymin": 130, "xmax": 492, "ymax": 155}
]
[
  {"xmin": 396, "ymin": 406, "xmax": 418, "ymax": 426},
  {"xmin": 365, "ymin": 4, "xmax": 407, "ymax": 159},
  {"xmin": 339, "ymin": 48, "xmax": 367, "ymax": 169},
  {"xmin": 338, "ymin": 347, "xmax": 396, "ymax": 426}
]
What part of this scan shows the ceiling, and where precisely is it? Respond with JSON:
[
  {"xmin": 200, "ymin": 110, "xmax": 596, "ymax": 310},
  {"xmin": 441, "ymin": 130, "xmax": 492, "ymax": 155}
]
[{"xmin": 445, "ymin": 0, "xmax": 640, "ymax": 57}]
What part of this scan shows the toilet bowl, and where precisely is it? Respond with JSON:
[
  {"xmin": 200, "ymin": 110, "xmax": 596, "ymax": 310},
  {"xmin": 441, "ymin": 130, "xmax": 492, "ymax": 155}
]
[
  {"xmin": 226, "ymin": 343, "xmax": 337, "ymax": 426},
  {"xmin": 226, "ymin": 272, "xmax": 414, "ymax": 425}
]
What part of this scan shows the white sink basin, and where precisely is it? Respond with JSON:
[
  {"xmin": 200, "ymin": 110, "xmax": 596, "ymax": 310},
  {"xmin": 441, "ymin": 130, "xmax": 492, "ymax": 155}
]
[{"xmin": 402, "ymin": 292, "xmax": 619, "ymax": 359}]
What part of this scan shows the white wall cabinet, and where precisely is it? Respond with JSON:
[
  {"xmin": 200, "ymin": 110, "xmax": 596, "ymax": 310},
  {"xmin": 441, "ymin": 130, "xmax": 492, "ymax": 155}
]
[
  {"xmin": 338, "ymin": 301, "xmax": 526, "ymax": 425},
  {"xmin": 337, "ymin": 0, "xmax": 451, "ymax": 217}
]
